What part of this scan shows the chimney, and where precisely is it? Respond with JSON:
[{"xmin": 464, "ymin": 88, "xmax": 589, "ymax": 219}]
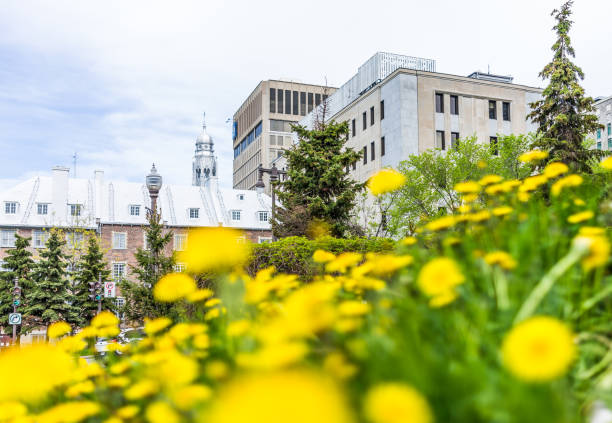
[
  {"xmin": 51, "ymin": 166, "xmax": 70, "ymax": 224},
  {"xmin": 94, "ymin": 170, "xmax": 104, "ymax": 220}
]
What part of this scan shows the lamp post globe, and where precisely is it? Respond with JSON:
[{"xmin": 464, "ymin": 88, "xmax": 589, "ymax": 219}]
[{"xmin": 146, "ymin": 164, "xmax": 163, "ymax": 213}]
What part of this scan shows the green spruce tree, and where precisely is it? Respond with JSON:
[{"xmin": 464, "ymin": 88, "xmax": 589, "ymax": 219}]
[
  {"xmin": 71, "ymin": 236, "xmax": 113, "ymax": 327},
  {"xmin": 275, "ymin": 120, "xmax": 363, "ymax": 238},
  {"xmin": 0, "ymin": 234, "xmax": 34, "ymax": 338},
  {"xmin": 25, "ymin": 230, "xmax": 78, "ymax": 332},
  {"xmin": 528, "ymin": 0, "xmax": 604, "ymax": 171},
  {"xmin": 120, "ymin": 210, "xmax": 176, "ymax": 323}
]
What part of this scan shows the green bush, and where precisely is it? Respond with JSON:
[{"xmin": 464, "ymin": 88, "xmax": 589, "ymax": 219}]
[{"xmin": 247, "ymin": 236, "xmax": 395, "ymax": 279}]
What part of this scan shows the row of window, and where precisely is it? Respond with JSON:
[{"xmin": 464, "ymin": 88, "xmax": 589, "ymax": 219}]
[
  {"xmin": 4, "ymin": 202, "xmax": 81, "ymax": 216},
  {"xmin": 0, "ymin": 229, "xmax": 85, "ymax": 249},
  {"xmin": 596, "ymin": 139, "xmax": 612, "ymax": 150},
  {"xmin": 350, "ymin": 101, "xmax": 385, "ymax": 137},
  {"xmin": 234, "ymin": 121, "xmax": 263, "ymax": 159},
  {"xmin": 269, "ymin": 88, "xmax": 328, "ymax": 116},
  {"xmin": 596, "ymin": 123, "xmax": 612, "ymax": 139},
  {"xmin": 434, "ymin": 131, "xmax": 500, "ymax": 155},
  {"xmin": 345, "ymin": 137, "xmax": 386, "ymax": 173},
  {"xmin": 435, "ymin": 93, "xmax": 511, "ymax": 121}
]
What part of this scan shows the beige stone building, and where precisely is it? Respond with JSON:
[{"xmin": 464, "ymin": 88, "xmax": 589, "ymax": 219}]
[
  {"xmin": 594, "ymin": 95, "xmax": 612, "ymax": 151},
  {"xmin": 232, "ymin": 80, "xmax": 336, "ymax": 191}
]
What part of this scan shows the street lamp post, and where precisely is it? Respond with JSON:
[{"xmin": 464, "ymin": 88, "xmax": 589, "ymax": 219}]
[
  {"xmin": 145, "ymin": 164, "xmax": 163, "ymax": 284},
  {"xmin": 255, "ymin": 163, "xmax": 286, "ymax": 241}
]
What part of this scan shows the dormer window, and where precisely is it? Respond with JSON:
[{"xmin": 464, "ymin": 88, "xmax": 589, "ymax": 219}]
[
  {"xmin": 231, "ymin": 210, "xmax": 242, "ymax": 221},
  {"xmin": 129, "ymin": 205, "xmax": 140, "ymax": 216},
  {"xmin": 189, "ymin": 208, "xmax": 199, "ymax": 219},
  {"xmin": 69, "ymin": 204, "xmax": 82, "ymax": 217},
  {"xmin": 258, "ymin": 211, "xmax": 269, "ymax": 222},
  {"xmin": 237, "ymin": 194, "xmax": 245, "ymax": 201},
  {"xmin": 4, "ymin": 202, "xmax": 17, "ymax": 214},
  {"xmin": 37, "ymin": 203, "xmax": 48, "ymax": 215}
]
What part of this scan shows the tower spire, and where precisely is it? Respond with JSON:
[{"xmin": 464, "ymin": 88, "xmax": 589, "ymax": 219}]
[{"xmin": 202, "ymin": 112, "xmax": 206, "ymax": 130}]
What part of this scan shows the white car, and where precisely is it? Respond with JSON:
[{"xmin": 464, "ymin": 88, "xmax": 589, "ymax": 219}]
[{"xmin": 94, "ymin": 337, "xmax": 118, "ymax": 355}]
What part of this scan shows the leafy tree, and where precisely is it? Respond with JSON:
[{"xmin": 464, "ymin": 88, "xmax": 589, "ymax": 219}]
[
  {"xmin": 274, "ymin": 120, "xmax": 363, "ymax": 238},
  {"xmin": 528, "ymin": 0, "xmax": 603, "ymax": 171},
  {"xmin": 71, "ymin": 236, "xmax": 113, "ymax": 327},
  {"xmin": 384, "ymin": 135, "xmax": 533, "ymax": 236},
  {"xmin": 25, "ymin": 230, "xmax": 78, "ymax": 332},
  {"xmin": 0, "ymin": 234, "xmax": 34, "ymax": 339},
  {"xmin": 119, "ymin": 210, "xmax": 176, "ymax": 323}
]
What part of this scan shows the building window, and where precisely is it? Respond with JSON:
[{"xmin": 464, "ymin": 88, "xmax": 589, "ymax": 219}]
[
  {"xmin": 435, "ymin": 93, "xmax": 444, "ymax": 113},
  {"xmin": 608, "ymin": 123, "xmax": 611, "ymax": 136},
  {"xmin": 112, "ymin": 232, "xmax": 127, "ymax": 250},
  {"xmin": 308, "ymin": 93, "xmax": 314, "ymax": 113},
  {"xmin": 269, "ymin": 88, "xmax": 276, "ymax": 113},
  {"xmin": 351, "ymin": 119, "xmax": 356, "ymax": 137},
  {"xmin": 381, "ymin": 136, "xmax": 385, "ymax": 156},
  {"xmin": 4, "ymin": 202, "xmax": 17, "ymax": 215},
  {"xmin": 33, "ymin": 230, "xmax": 50, "ymax": 249},
  {"xmin": 0, "ymin": 229, "xmax": 16, "ymax": 248},
  {"xmin": 363, "ymin": 146, "xmax": 367, "ymax": 165},
  {"xmin": 370, "ymin": 106, "xmax": 375, "ymax": 126},
  {"xmin": 37, "ymin": 203, "xmax": 48, "ymax": 215},
  {"xmin": 450, "ymin": 95, "xmax": 459, "ymax": 115},
  {"xmin": 285, "ymin": 90, "xmax": 291, "ymax": 114},
  {"xmin": 65, "ymin": 231, "xmax": 84, "ymax": 247},
  {"xmin": 292, "ymin": 90, "xmax": 298, "ymax": 115},
  {"xmin": 258, "ymin": 211, "xmax": 269, "ymax": 222},
  {"xmin": 129, "ymin": 205, "xmax": 140, "ymax": 216},
  {"xmin": 112, "ymin": 262, "xmax": 126, "ymax": 281},
  {"xmin": 352, "ymin": 161, "xmax": 356, "ymax": 171},
  {"xmin": 69, "ymin": 204, "xmax": 81, "ymax": 217},
  {"xmin": 174, "ymin": 263, "xmax": 186, "ymax": 273},
  {"xmin": 380, "ymin": 100, "xmax": 385, "ymax": 120},
  {"xmin": 371, "ymin": 141, "xmax": 375, "ymax": 161},
  {"xmin": 502, "ymin": 102, "xmax": 511, "ymax": 121},
  {"xmin": 300, "ymin": 92, "xmax": 306, "ymax": 116},
  {"xmin": 258, "ymin": 237, "xmax": 273, "ymax": 243},
  {"xmin": 597, "ymin": 129, "xmax": 601, "ymax": 139},
  {"xmin": 490, "ymin": 136, "xmax": 499, "ymax": 155},
  {"xmin": 436, "ymin": 130, "xmax": 446, "ymax": 150},
  {"xmin": 231, "ymin": 210, "xmax": 241, "ymax": 221},
  {"xmin": 451, "ymin": 132, "xmax": 460, "ymax": 149},
  {"xmin": 362, "ymin": 112, "xmax": 367, "ymax": 130},
  {"xmin": 608, "ymin": 138, "xmax": 612, "ymax": 149},
  {"xmin": 189, "ymin": 208, "xmax": 199, "ymax": 219},
  {"xmin": 489, "ymin": 100, "xmax": 497, "ymax": 120},
  {"xmin": 174, "ymin": 234, "xmax": 187, "ymax": 251},
  {"xmin": 597, "ymin": 142, "xmax": 602, "ymax": 150},
  {"xmin": 315, "ymin": 93, "xmax": 321, "ymax": 106},
  {"xmin": 277, "ymin": 89, "xmax": 284, "ymax": 114},
  {"xmin": 237, "ymin": 194, "xmax": 245, "ymax": 200}
]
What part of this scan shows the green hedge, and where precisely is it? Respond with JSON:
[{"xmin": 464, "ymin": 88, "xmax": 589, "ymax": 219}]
[{"xmin": 247, "ymin": 236, "xmax": 396, "ymax": 280}]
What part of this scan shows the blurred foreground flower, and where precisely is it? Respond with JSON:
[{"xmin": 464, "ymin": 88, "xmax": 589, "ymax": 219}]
[
  {"xmin": 367, "ymin": 169, "xmax": 406, "ymax": 196},
  {"xmin": 364, "ymin": 383, "xmax": 432, "ymax": 423},
  {"xmin": 47, "ymin": 321, "xmax": 71, "ymax": 339},
  {"xmin": 519, "ymin": 150, "xmax": 548, "ymax": 163},
  {"xmin": 417, "ymin": 257, "xmax": 465, "ymax": 306},
  {"xmin": 153, "ymin": 273, "xmax": 197, "ymax": 302},
  {"xmin": 179, "ymin": 227, "xmax": 250, "ymax": 273}
]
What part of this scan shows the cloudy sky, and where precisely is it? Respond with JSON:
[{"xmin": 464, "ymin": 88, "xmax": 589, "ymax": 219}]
[{"xmin": 0, "ymin": 0, "xmax": 610, "ymax": 190}]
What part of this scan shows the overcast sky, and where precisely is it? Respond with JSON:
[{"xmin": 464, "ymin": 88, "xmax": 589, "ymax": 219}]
[{"xmin": 0, "ymin": 0, "xmax": 610, "ymax": 191}]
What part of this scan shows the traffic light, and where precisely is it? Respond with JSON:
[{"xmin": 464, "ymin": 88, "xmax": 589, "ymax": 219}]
[{"xmin": 88, "ymin": 282, "xmax": 96, "ymax": 301}]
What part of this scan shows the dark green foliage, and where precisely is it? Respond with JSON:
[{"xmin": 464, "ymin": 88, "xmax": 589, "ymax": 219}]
[
  {"xmin": 274, "ymin": 121, "xmax": 364, "ymax": 238},
  {"xmin": 71, "ymin": 236, "xmax": 113, "ymax": 327},
  {"xmin": 528, "ymin": 0, "xmax": 604, "ymax": 171},
  {"xmin": 120, "ymin": 211, "xmax": 176, "ymax": 323},
  {"xmin": 25, "ymin": 230, "xmax": 78, "ymax": 330},
  {"xmin": 0, "ymin": 234, "xmax": 34, "ymax": 336},
  {"xmin": 247, "ymin": 236, "xmax": 395, "ymax": 280}
]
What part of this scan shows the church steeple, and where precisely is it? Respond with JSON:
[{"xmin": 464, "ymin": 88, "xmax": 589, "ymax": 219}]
[{"xmin": 192, "ymin": 112, "xmax": 217, "ymax": 186}]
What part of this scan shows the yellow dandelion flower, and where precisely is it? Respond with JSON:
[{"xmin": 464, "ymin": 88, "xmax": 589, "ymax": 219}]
[
  {"xmin": 517, "ymin": 192, "xmax": 530, "ymax": 202},
  {"xmin": 462, "ymin": 193, "xmax": 479, "ymax": 203},
  {"xmin": 106, "ymin": 376, "xmax": 130, "ymax": 388},
  {"xmin": 468, "ymin": 210, "xmax": 492, "ymax": 222},
  {"xmin": 364, "ymin": 383, "xmax": 432, "ymax": 423},
  {"xmin": 178, "ymin": 227, "xmax": 250, "ymax": 274},
  {"xmin": 573, "ymin": 198, "xmax": 585, "ymax": 206},
  {"xmin": 193, "ymin": 333, "xmax": 210, "ymax": 349},
  {"xmin": 518, "ymin": 150, "xmax": 548, "ymax": 163},
  {"xmin": 227, "ymin": 320, "xmax": 251, "ymax": 337},
  {"xmin": 0, "ymin": 401, "xmax": 27, "ymax": 421},
  {"xmin": 206, "ymin": 371, "xmax": 353, "ymax": 423},
  {"xmin": 428, "ymin": 290, "xmax": 458, "ymax": 308},
  {"xmin": 579, "ymin": 226, "xmax": 605, "ymax": 236},
  {"xmin": 502, "ymin": 316, "xmax": 575, "ymax": 382},
  {"xmin": 153, "ymin": 273, "xmax": 197, "ymax": 302},
  {"xmin": 57, "ymin": 336, "xmax": 87, "ymax": 354},
  {"xmin": 116, "ymin": 405, "xmax": 139, "ymax": 419},
  {"xmin": 186, "ymin": 288, "xmax": 214, "ymax": 303},
  {"xmin": 323, "ymin": 352, "xmax": 357, "ymax": 380},
  {"xmin": 600, "ymin": 156, "xmax": 612, "ymax": 170},
  {"xmin": 237, "ymin": 342, "xmax": 308, "ymax": 370},
  {"xmin": 0, "ymin": 345, "xmax": 75, "ymax": 403},
  {"xmin": 520, "ymin": 174, "xmax": 548, "ymax": 193},
  {"xmin": 417, "ymin": 257, "xmax": 465, "ymax": 298},
  {"xmin": 479, "ymin": 174, "xmax": 503, "ymax": 186},
  {"xmin": 367, "ymin": 169, "xmax": 406, "ymax": 196},
  {"xmin": 334, "ymin": 317, "xmax": 364, "ymax": 333},
  {"xmin": 551, "ymin": 174, "xmax": 583, "ymax": 197},
  {"xmin": 326, "ymin": 252, "xmax": 362, "ymax": 273},
  {"xmin": 543, "ymin": 162, "xmax": 569, "ymax": 178},
  {"xmin": 492, "ymin": 206, "xmax": 513, "ymax": 217},
  {"xmin": 91, "ymin": 311, "xmax": 119, "ymax": 328},
  {"xmin": 37, "ymin": 401, "xmax": 100, "ymax": 423},
  {"xmin": 484, "ymin": 251, "xmax": 517, "ymax": 270},
  {"xmin": 424, "ymin": 215, "xmax": 456, "ymax": 232},
  {"xmin": 171, "ymin": 385, "xmax": 213, "ymax": 411},
  {"xmin": 205, "ymin": 360, "xmax": 229, "ymax": 380},
  {"xmin": 567, "ymin": 210, "xmax": 594, "ymax": 224},
  {"xmin": 75, "ymin": 326, "xmax": 97, "ymax": 339},
  {"xmin": 146, "ymin": 402, "xmax": 180, "ymax": 423},
  {"xmin": 47, "ymin": 321, "xmax": 71, "ymax": 339},
  {"xmin": 573, "ymin": 235, "xmax": 610, "ymax": 270},
  {"xmin": 204, "ymin": 298, "xmax": 222, "ymax": 308},
  {"xmin": 144, "ymin": 317, "xmax": 172, "ymax": 335},
  {"xmin": 400, "ymin": 237, "xmax": 417, "ymax": 246},
  {"xmin": 313, "ymin": 249, "xmax": 336, "ymax": 263},
  {"xmin": 65, "ymin": 380, "xmax": 95, "ymax": 398},
  {"xmin": 338, "ymin": 300, "xmax": 371, "ymax": 317},
  {"xmin": 454, "ymin": 181, "xmax": 481, "ymax": 194},
  {"xmin": 364, "ymin": 253, "xmax": 413, "ymax": 276},
  {"xmin": 124, "ymin": 379, "xmax": 159, "ymax": 400},
  {"xmin": 205, "ymin": 308, "xmax": 221, "ymax": 320}
]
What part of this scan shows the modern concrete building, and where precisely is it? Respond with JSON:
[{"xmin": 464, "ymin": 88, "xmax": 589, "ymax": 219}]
[
  {"xmin": 232, "ymin": 80, "xmax": 337, "ymax": 192},
  {"xmin": 594, "ymin": 96, "xmax": 612, "ymax": 151},
  {"xmin": 299, "ymin": 52, "xmax": 542, "ymax": 184}
]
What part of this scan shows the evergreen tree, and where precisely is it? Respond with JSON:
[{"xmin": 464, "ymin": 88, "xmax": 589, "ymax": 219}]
[
  {"xmin": 71, "ymin": 236, "xmax": 113, "ymax": 327},
  {"xmin": 0, "ymin": 234, "xmax": 34, "ymax": 337},
  {"xmin": 528, "ymin": 0, "xmax": 604, "ymax": 171},
  {"xmin": 120, "ymin": 210, "xmax": 176, "ymax": 323},
  {"xmin": 25, "ymin": 230, "xmax": 78, "ymax": 331},
  {"xmin": 275, "ymin": 121, "xmax": 363, "ymax": 237}
]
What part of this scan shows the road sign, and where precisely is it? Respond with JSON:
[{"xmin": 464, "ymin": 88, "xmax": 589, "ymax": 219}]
[
  {"xmin": 104, "ymin": 282, "xmax": 116, "ymax": 298},
  {"xmin": 8, "ymin": 313, "xmax": 21, "ymax": 325}
]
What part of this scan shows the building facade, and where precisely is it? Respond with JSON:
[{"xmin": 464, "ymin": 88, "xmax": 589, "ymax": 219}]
[
  {"xmin": 232, "ymin": 80, "xmax": 337, "ymax": 192},
  {"xmin": 299, "ymin": 52, "xmax": 542, "ymax": 184},
  {"xmin": 594, "ymin": 96, "xmax": 612, "ymax": 151}
]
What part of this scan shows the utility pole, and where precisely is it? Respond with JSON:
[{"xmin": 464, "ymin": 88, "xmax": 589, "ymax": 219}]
[{"xmin": 12, "ymin": 277, "xmax": 21, "ymax": 343}]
